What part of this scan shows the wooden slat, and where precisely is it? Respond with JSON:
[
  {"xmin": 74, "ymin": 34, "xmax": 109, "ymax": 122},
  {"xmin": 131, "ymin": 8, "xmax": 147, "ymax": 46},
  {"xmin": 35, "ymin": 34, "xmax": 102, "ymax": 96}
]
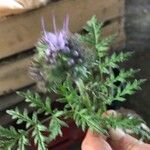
[
  {"xmin": 0, "ymin": 0, "xmax": 124, "ymax": 60},
  {"xmin": 0, "ymin": 102, "xmax": 34, "ymax": 126},
  {"xmin": 105, "ymin": 19, "xmax": 125, "ymax": 49},
  {"xmin": 0, "ymin": 19, "xmax": 125, "ymax": 96},
  {"xmin": 102, "ymin": 19, "xmax": 124, "ymax": 37},
  {"xmin": 0, "ymin": 88, "xmax": 28, "ymax": 111},
  {"xmin": 0, "ymin": 56, "xmax": 33, "ymax": 95}
]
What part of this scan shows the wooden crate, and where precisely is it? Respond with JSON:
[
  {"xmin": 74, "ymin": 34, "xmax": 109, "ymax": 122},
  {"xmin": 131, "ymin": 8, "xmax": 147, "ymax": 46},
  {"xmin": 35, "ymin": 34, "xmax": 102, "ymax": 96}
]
[{"xmin": 0, "ymin": 0, "xmax": 125, "ymax": 125}]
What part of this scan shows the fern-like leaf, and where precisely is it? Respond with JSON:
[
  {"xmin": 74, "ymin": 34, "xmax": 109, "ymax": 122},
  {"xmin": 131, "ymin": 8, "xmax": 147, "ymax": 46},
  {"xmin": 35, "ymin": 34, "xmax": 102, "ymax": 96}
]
[
  {"xmin": 17, "ymin": 130, "xmax": 29, "ymax": 150},
  {"xmin": 32, "ymin": 125, "xmax": 47, "ymax": 150},
  {"xmin": 17, "ymin": 91, "xmax": 52, "ymax": 115},
  {"xmin": 0, "ymin": 127, "xmax": 28, "ymax": 150},
  {"xmin": 7, "ymin": 108, "xmax": 33, "ymax": 129},
  {"xmin": 82, "ymin": 15, "xmax": 103, "ymax": 45},
  {"xmin": 100, "ymin": 52, "xmax": 133, "ymax": 74}
]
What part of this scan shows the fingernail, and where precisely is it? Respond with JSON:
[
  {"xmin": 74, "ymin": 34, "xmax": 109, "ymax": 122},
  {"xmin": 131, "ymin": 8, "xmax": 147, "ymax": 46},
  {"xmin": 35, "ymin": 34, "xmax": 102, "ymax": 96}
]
[
  {"xmin": 103, "ymin": 110, "xmax": 117, "ymax": 117},
  {"xmin": 109, "ymin": 128, "xmax": 125, "ymax": 141}
]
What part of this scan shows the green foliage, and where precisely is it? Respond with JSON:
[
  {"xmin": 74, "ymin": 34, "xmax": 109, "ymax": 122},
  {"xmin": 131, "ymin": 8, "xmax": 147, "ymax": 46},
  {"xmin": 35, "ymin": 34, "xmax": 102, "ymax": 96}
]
[
  {"xmin": 104, "ymin": 115, "xmax": 150, "ymax": 140},
  {"xmin": 0, "ymin": 15, "xmax": 149, "ymax": 150},
  {"xmin": 48, "ymin": 115, "xmax": 68, "ymax": 142},
  {"xmin": 17, "ymin": 91, "xmax": 68, "ymax": 147},
  {"xmin": 0, "ymin": 126, "xmax": 28, "ymax": 150},
  {"xmin": 81, "ymin": 16, "xmax": 115, "ymax": 58},
  {"xmin": 78, "ymin": 15, "xmax": 149, "ymax": 139},
  {"xmin": 100, "ymin": 52, "xmax": 133, "ymax": 74},
  {"xmin": 17, "ymin": 91, "xmax": 53, "ymax": 115},
  {"xmin": 7, "ymin": 108, "xmax": 47, "ymax": 150}
]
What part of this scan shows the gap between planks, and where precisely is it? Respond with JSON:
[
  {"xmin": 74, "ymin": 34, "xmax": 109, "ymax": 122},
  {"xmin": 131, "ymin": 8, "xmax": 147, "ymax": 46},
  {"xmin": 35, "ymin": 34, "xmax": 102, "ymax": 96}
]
[{"xmin": 0, "ymin": 0, "xmax": 124, "ymax": 60}]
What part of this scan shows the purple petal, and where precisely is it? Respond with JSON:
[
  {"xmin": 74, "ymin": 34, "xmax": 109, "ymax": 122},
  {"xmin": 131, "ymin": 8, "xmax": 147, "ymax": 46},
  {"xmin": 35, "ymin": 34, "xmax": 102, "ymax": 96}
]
[
  {"xmin": 41, "ymin": 17, "xmax": 47, "ymax": 36},
  {"xmin": 46, "ymin": 33, "xmax": 57, "ymax": 44},
  {"xmin": 52, "ymin": 15, "xmax": 57, "ymax": 33},
  {"xmin": 63, "ymin": 15, "xmax": 69, "ymax": 32},
  {"xmin": 57, "ymin": 32, "xmax": 66, "ymax": 49}
]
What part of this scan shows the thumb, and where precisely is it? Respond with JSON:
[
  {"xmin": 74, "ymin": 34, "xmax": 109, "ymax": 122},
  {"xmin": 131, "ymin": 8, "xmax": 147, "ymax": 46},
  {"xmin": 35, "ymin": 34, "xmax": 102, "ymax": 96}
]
[
  {"xmin": 109, "ymin": 128, "xmax": 150, "ymax": 150},
  {"xmin": 81, "ymin": 130, "xmax": 112, "ymax": 150}
]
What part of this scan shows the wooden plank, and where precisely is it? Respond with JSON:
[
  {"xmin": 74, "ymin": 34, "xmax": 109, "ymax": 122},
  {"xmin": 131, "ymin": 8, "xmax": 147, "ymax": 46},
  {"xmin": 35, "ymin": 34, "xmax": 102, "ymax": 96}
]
[
  {"xmin": 104, "ymin": 19, "xmax": 126, "ymax": 50},
  {"xmin": 0, "ymin": 19, "xmax": 125, "ymax": 96},
  {"xmin": 0, "ymin": 0, "xmax": 124, "ymax": 60},
  {"xmin": 0, "ymin": 85, "xmax": 33, "ymax": 112},
  {"xmin": 0, "ymin": 102, "xmax": 34, "ymax": 126},
  {"xmin": 102, "ymin": 18, "xmax": 124, "ymax": 37},
  {"xmin": 0, "ymin": 56, "xmax": 33, "ymax": 95},
  {"xmin": 112, "ymin": 32, "xmax": 126, "ymax": 50}
]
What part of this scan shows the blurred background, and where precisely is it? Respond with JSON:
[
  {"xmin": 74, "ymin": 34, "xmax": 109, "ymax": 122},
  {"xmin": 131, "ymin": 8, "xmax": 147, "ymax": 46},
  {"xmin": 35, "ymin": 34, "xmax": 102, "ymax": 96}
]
[{"xmin": 124, "ymin": 0, "xmax": 150, "ymax": 127}]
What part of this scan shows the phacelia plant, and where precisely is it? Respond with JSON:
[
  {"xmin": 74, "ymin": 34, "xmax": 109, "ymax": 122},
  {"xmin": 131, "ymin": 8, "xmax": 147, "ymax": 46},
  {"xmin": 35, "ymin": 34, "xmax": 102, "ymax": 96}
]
[{"xmin": 0, "ymin": 16, "xmax": 149, "ymax": 150}]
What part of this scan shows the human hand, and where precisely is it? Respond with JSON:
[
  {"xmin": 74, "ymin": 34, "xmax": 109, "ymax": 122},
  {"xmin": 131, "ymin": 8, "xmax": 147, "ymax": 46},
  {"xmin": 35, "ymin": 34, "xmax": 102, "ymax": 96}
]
[{"xmin": 82, "ymin": 128, "xmax": 150, "ymax": 150}]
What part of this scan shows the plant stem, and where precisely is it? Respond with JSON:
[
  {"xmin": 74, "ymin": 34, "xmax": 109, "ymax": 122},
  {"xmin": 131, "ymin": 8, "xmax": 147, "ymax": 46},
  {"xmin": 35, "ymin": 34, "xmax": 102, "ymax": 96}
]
[{"xmin": 75, "ymin": 79, "xmax": 91, "ymax": 109}]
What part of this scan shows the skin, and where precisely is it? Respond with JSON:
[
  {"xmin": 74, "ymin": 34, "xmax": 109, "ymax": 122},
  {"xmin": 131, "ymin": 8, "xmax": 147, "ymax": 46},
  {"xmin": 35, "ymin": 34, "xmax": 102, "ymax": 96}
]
[
  {"xmin": 82, "ymin": 110, "xmax": 150, "ymax": 150},
  {"xmin": 82, "ymin": 128, "xmax": 150, "ymax": 150}
]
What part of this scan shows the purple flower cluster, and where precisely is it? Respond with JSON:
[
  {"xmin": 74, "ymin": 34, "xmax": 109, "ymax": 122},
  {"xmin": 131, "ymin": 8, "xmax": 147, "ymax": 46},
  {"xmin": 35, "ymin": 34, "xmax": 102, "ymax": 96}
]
[
  {"xmin": 41, "ymin": 16, "xmax": 83, "ymax": 68},
  {"xmin": 29, "ymin": 16, "xmax": 88, "ymax": 91},
  {"xmin": 41, "ymin": 16, "xmax": 69, "ymax": 63}
]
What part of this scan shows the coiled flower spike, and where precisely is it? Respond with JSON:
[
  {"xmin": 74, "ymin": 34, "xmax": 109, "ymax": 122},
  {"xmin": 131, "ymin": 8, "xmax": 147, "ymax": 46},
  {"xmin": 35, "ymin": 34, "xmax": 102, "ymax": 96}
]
[
  {"xmin": 29, "ymin": 16, "xmax": 88, "ymax": 90},
  {"xmin": 41, "ymin": 16, "xmax": 70, "ymax": 64},
  {"xmin": 39, "ymin": 16, "xmax": 84, "ymax": 69}
]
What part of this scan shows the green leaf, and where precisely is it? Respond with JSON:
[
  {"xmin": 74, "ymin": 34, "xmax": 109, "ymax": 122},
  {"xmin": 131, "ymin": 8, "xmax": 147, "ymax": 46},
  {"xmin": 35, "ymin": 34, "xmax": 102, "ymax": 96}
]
[
  {"xmin": 0, "ymin": 126, "xmax": 18, "ymax": 138},
  {"xmin": 0, "ymin": 139, "xmax": 17, "ymax": 150},
  {"xmin": 83, "ymin": 15, "xmax": 103, "ymax": 45},
  {"xmin": 7, "ymin": 108, "xmax": 33, "ymax": 128},
  {"xmin": 72, "ymin": 105, "xmax": 107, "ymax": 134},
  {"xmin": 18, "ymin": 91, "xmax": 53, "ymax": 115},
  {"xmin": 0, "ymin": 127, "xmax": 28, "ymax": 150},
  {"xmin": 100, "ymin": 52, "xmax": 133, "ymax": 74},
  {"xmin": 96, "ymin": 35, "xmax": 115, "ymax": 57},
  {"xmin": 32, "ymin": 124, "xmax": 47, "ymax": 150},
  {"xmin": 48, "ymin": 117, "xmax": 68, "ymax": 142},
  {"xmin": 18, "ymin": 131, "xmax": 29, "ymax": 150}
]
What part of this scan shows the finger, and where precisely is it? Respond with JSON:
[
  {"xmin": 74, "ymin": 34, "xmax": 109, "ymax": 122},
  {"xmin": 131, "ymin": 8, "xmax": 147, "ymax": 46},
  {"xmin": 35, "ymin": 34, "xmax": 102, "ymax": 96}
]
[
  {"xmin": 102, "ymin": 110, "xmax": 117, "ymax": 118},
  {"xmin": 109, "ymin": 128, "xmax": 150, "ymax": 150},
  {"xmin": 81, "ymin": 110, "xmax": 116, "ymax": 150},
  {"xmin": 81, "ymin": 129, "xmax": 112, "ymax": 150}
]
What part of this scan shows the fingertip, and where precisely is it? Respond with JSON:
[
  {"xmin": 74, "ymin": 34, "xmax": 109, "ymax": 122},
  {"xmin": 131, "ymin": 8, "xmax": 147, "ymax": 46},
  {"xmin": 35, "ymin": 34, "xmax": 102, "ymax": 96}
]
[
  {"xmin": 82, "ymin": 130, "xmax": 112, "ymax": 150},
  {"xmin": 109, "ymin": 128, "xmax": 139, "ymax": 150},
  {"xmin": 109, "ymin": 128, "xmax": 126, "ymax": 141},
  {"xmin": 103, "ymin": 110, "xmax": 117, "ymax": 117}
]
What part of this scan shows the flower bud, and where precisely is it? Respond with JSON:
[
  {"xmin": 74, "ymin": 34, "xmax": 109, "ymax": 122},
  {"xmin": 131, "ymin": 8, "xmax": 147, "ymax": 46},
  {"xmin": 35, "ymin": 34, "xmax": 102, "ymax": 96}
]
[
  {"xmin": 78, "ymin": 58, "xmax": 83, "ymax": 64},
  {"xmin": 67, "ymin": 59, "xmax": 75, "ymax": 66},
  {"xmin": 73, "ymin": 51, "xmax": 79, "ymax": 57}
]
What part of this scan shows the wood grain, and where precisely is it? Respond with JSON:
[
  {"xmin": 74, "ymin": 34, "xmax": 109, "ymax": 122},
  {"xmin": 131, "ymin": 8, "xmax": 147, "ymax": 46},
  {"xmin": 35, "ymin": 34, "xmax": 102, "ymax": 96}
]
[
  {"xmin": 0, "ymin": 56, "xmax": 33, "ymax": 95},
  {"xmin": 0, "ymin": 0, "xmax": 124, "ymax": 59}
]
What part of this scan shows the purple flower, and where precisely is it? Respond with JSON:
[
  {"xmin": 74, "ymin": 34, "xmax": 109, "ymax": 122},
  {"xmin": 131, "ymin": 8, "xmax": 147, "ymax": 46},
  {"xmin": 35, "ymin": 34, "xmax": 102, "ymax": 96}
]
[
  {"xmin": 39, "ymin": 15, "xmax": 84, "ymax": 72},
  {"xmin": 67, "ymin": 59, "xmax": 75, "ymax": 66},
  {"xmin": 73, "ymin": 51, "xmax": 79, "ymax": 57},
  {"xmin": 41, "ymin": 16, "xmax": 70, "ymax": 64}
]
